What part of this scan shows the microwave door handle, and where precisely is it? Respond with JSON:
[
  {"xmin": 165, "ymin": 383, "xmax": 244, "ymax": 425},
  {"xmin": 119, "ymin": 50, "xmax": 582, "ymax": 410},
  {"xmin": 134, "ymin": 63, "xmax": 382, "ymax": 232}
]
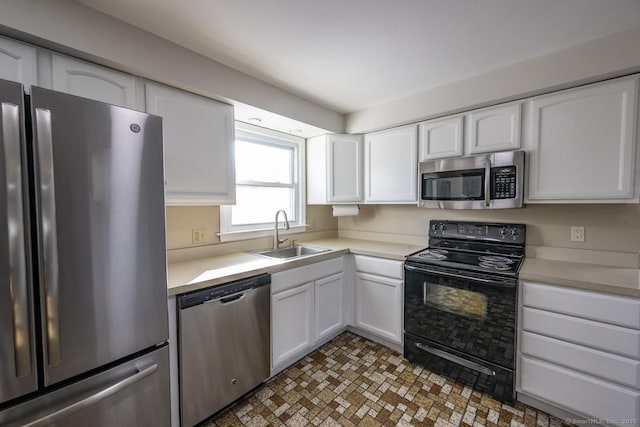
[{"xmin": 484, "ymin": 159, "xmax": 491, "ymax": 207}]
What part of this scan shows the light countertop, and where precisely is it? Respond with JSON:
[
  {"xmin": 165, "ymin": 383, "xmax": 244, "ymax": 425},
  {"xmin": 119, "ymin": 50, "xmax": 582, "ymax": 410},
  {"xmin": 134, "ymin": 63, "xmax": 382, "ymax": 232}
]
[
  {"xmin": 167, "ymin": 237, "xmax": 640, "ymax": 299},
  {"xmin": 167, "ymin": 238, "xmax": 423, "ymax": 296},
  {"xmin": 520, "ymin": 258, "xmax": 640, "ymax": 298}
]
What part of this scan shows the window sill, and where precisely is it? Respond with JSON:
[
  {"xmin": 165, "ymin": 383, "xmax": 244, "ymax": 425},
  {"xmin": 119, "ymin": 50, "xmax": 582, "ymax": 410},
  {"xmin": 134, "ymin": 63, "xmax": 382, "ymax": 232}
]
[{"xmin": 218, "ymin": 225, "xmax": 308, "ymax": 243}]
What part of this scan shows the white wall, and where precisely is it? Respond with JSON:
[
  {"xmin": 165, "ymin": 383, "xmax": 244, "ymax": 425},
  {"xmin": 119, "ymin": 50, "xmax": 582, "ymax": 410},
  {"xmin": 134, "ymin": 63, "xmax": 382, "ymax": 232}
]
[
  {"xmin": 346, "ymin": 25, "xmax": 640, "ymax": 133},
  {"xmin": 0, "ymin": 0, "xmax": 344, "ymax": 134}
]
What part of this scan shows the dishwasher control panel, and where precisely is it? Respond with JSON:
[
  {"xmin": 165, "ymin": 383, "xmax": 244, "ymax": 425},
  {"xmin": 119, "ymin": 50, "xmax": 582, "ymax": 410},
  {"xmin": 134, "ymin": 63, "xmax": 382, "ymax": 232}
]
[{"xmin": 179, "ymin": 273, "xmax": 271, "ymax": 309}]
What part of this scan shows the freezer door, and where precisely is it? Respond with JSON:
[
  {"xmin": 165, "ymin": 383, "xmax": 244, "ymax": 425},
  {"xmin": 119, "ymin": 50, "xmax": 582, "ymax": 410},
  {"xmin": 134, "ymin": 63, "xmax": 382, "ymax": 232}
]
[
  {"xmin": 30, "ymin": 87, "xmax": 168, "ymax": 386},
  {"xmin": 0, "ymin": 345, "xmax": 170, "ymax": 427},
  {"xmin": 0, "ymin": 79, "xmax": 37, "ymax": 404}
]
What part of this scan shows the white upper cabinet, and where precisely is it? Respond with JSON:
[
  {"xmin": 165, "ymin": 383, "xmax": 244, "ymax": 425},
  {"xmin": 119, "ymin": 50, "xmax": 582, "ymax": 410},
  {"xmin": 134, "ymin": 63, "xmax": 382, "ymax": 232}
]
[
  {"xmin": 525, "ymin": 77, "xmax": 638, "ymax": 203},
  {"xmin": 307, "ymin": 134, "xmax": 363, "ymax": 204},
  {"xmin": 364, "ymin": 125, "xmax": 418, "ymax": 204},
  {"xmin": 418, "ymin": 116, "xmax": 463, "ymax": 160},
  {"xmin": 0, "ymin": 36, "xmax": 38, "ymax": 90},
  {"xmin": 145, "ymin": 82, "xmax": 235, "ymax": 205},
  {"xmin": 465, "ymin": 102, "xmax": 521, "ymax": 154},
  {"xmin": 51, "ymin": 54, "xmax": 142, "ymax": 109}
]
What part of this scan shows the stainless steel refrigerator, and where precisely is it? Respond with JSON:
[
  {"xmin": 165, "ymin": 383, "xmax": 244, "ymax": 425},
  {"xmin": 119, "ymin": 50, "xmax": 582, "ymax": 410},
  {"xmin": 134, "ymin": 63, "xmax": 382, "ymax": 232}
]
[{"xmin": 0, "ymin": 79, "xmax": 170, "ymax": 426}]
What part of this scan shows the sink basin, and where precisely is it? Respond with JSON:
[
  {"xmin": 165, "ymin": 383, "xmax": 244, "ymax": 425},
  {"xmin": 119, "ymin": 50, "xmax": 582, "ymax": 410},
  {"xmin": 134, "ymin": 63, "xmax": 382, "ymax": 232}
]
[{"xmin": 254, "ymin": 245, "xmax": 329, "ymax": 260}]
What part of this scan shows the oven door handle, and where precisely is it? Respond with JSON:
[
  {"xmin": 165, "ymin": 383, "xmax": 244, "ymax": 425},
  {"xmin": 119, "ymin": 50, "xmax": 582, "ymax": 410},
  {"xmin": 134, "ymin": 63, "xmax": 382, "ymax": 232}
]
[
  {"xmin": 415, "ymin": 343, "xmax": 496, "ymax": 376},
  {"xmin": 405, "ymin": 264, "xmax": 493, "ymax": 283}
]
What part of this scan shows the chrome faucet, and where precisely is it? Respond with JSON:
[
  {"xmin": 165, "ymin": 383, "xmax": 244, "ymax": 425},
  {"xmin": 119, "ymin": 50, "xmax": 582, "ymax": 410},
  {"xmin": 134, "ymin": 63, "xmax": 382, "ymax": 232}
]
[{"xmin": 273, "ymin": 209, "xmax": 290, "ymax": 249}]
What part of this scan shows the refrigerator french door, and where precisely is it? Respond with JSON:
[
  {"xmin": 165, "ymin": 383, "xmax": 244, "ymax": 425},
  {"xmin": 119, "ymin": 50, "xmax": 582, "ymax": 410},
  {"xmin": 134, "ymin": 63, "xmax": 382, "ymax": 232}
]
[{"xmin": 0, "ymin": 79, "xmax": 170, "ymax": 426}]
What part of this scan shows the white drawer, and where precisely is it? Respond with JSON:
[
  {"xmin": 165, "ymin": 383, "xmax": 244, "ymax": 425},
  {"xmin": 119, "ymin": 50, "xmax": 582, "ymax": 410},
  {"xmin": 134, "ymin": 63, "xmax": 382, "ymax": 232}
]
[
  {"xmin": 522, "ymin": 307, "xmax": 640, "ymax": 358},
  {"xmin": 520, "ymin": 357, "xmax": 640, "ymax": 421},
  {"xmin": 354, "ymin": 255, "xmax": 403, "ymax": 279},
  {"xmin": 271, "ymin": 257, "xmax": 344, "ymax": 294},
  {"xmin": 522, "ymin": 281, "xmax": 640, "ymax": 329},
  {"xmin": 521, "ymin": 331, "xmax": 640, "ymax": 388}
]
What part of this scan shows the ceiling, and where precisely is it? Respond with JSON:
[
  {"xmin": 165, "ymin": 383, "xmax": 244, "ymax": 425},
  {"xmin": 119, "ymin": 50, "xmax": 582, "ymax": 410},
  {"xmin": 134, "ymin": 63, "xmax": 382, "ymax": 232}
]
[{"xmin": 77, "ymin": 0, "xmax": 640, "ymax": 115}]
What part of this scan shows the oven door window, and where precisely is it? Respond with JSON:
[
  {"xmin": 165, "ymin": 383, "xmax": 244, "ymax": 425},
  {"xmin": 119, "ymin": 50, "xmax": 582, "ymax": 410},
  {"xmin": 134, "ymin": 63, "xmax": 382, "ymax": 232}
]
[
  {"xmin": 422, "ymin": 169, "xmax": 485, "ymax": 201},
  {"xmin": 426, "ymin": 283, "xmax": 487, "ymax": 320}
]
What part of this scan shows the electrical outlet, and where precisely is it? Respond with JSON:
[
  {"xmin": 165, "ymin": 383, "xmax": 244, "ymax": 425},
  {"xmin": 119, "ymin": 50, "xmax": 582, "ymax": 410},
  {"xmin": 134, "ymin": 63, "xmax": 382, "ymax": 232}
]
[
  {"xmin": 570, "ymin": 226, "xmax": 585, "ymax": 242},
  {"xmin": 192, "ymin": 228, "xmax": 207, "ymax": 244}
]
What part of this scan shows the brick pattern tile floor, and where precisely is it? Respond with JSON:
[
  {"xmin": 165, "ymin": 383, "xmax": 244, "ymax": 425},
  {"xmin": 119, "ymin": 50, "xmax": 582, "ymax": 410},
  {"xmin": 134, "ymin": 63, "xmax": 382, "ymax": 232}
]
[{"xmin": 205, "ymin": 332, "xmax": 571, "ymax": 427}]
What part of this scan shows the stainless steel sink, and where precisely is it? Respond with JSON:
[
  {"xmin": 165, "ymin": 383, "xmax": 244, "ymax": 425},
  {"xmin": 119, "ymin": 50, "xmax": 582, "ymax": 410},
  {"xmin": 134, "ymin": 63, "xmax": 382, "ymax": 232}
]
[{"xmin": 253, "ymin": 245, "xmax": 329, "ymax": 260}]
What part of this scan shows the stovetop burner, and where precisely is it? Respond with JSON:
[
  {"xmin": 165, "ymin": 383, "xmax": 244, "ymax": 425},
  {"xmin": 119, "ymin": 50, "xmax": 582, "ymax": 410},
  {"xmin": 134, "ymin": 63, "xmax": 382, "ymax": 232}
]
[
  {"xmin": 406, "ymin": 220, "xmax": 526, "ymax": 277},
  {"xmin": 478, "ymin": 255, "xmax": 514, "ymax": 264},
  {"xmin": 479, "ymin": 261, "xmax": 512, "ymax": 271},
  {"xmin": 417, "ymin": 249, "xmax": 448, "ymax": 260}
]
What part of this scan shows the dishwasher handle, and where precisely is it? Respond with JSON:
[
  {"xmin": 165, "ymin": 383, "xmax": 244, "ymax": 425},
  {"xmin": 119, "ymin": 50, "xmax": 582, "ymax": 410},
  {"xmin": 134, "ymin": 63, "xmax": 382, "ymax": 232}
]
[{"xmin": 179, "ymin": 273, "xmax": 270, "ymax": 309}]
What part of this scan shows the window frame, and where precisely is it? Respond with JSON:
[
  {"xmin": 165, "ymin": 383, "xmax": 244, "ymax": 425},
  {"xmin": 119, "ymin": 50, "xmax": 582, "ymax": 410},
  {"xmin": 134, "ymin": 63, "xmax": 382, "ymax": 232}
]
[{"xmin": 219, "ymin": 122, "xmax": 306, "ymax": 242}]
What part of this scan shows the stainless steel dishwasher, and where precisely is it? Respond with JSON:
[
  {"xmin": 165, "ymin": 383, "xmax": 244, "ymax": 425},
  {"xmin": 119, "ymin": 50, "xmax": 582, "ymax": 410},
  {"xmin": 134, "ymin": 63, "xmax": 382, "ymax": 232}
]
[{"xmin": 178, "ymin": 273, "xmax": 271, "ymax": 427}]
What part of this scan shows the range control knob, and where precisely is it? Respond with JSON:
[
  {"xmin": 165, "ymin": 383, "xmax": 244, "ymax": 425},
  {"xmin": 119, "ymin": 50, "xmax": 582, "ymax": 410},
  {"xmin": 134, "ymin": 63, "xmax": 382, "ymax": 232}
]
[
  {"xmin": 509, "ymin": 227, "xmax": 519, "ymax": 237},
  {"xmin": 499, "ymin": 227, "xmax": 507, "ymax": 236}
]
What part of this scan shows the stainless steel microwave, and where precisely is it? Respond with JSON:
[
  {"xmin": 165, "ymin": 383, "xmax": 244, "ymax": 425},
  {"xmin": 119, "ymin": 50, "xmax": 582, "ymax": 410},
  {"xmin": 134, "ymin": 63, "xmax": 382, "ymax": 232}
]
[{"xmin": 419, "ymin": 151, "xmax": 524, "ymax": 209}]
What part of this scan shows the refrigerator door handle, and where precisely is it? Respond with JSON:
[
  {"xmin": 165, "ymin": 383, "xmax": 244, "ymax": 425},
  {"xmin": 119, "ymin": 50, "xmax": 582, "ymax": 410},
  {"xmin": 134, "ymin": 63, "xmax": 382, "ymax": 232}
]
[
  {"xmin": 21, "ymin": 364, "xmax": 159, "ymax": 427},
  {"xmin": 2, "ymin": 102, "xmax": 31, "ymax": 378},
  {"xmin": 34, "ymin": 108, "xmax": 61, "ymax": 367}
]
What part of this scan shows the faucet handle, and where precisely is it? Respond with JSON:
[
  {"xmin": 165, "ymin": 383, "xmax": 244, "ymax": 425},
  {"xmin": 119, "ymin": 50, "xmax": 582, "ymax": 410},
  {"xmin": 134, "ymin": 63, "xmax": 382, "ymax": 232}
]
[{"xmin": 290, "ymin": 239, "xmax": 297, "ymax": 248}]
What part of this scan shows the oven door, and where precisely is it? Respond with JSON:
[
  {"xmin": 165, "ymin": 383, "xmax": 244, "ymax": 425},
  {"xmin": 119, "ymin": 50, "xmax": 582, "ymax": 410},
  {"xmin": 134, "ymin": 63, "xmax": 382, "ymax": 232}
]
[{"xmin": 403, "ymin": 262, "xmax": 517, "ymax": 369}]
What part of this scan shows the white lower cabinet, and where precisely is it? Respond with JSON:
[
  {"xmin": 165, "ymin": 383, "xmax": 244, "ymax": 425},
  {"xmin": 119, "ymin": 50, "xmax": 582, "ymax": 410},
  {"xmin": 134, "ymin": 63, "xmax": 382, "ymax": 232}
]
[
  {"xmin": 272, "ymin": 282, "xmax": 314, "ymax": 368},
  {"xmin": 271, "ymin": 257, "xmax": 345, "ymax": 373},
  {"xmin": 353, "ymin": 255, "xmax": 403, "ymax": 344},
  {"xmin": 519, "ymin": 281, "xmax": 640, "ymax": 422},
  {"xmin": 315, "ymin": 273, "xmax": 344, "ymax": 342}
]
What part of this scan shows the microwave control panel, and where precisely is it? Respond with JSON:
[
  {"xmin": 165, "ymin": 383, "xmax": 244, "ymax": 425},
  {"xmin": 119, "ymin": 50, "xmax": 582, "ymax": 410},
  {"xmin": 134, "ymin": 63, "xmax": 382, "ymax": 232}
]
[{"xmin": 491, "ymin": 166, "xmax": 517, "ymax": 199}]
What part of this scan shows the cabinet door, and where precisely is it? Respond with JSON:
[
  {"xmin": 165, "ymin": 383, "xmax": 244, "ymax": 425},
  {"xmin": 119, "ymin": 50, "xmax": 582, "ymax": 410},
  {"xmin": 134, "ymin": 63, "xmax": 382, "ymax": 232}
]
[
  {"xmin": 145, "ymin": 82, "xmax": 235, "ymax": 205},
  {"xmin": 0, "ymin": 36, "xmax": 37, "ymax": 90},
  {"xmin": 526, "ymin": 77, "xmax": 638, "ymax": 202},
  {"xmin": 355, "ymin": 272, "xmax": 402, "ymax": 343},
  {"xmin": 418, "ymin": 116, "xmax": 463, "ymax": 160},
  {"xmin": 51, "ymin": 55, "xmax": 141, "ymax": 109},
  {"xmin": 521, "ymin": 357, "xmax": 639, "ymax": 421},
  {"xmin": 328, "ymin": 134, "xmax": 363, "ymax": 203},
  {"xmin": 466, "ymin": 102, "xmax": 521, "ymax": 154},
  {"xmin": 272, "ymin": 283, "xmax": 314, "ymax": 368},
  {"xmin": 364, "ymin": 125, "xmax": 418, "ymax": 203},
  {"xmin": 314, "ymin": 273, "xmax": 344, "ymax": 342}
]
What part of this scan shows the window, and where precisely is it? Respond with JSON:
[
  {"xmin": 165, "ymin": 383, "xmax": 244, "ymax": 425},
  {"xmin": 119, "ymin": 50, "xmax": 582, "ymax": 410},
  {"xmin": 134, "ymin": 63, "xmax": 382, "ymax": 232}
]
[{"xmin": 219, "ymin": 122, "xmax": 306, "ymax": 241}]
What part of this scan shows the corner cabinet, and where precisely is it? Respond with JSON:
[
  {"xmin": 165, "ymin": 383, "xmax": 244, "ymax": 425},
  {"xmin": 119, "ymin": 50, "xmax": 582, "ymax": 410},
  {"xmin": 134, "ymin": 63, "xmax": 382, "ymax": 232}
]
[
  {"xmin": 145, "ymin": 82, "xmax": 235, "ymax": 205},
  {"xmin": 364, "ymin": 125, "xmax": 418, "ymax": 204},
  {"xmin": 525, "ymin": 76, "xmax": 638, "ymax": 203},
  {"xmin": 51, "ymin": 54, "xmax": 143, "ymax": 109},
  {"xmin": 307, "ymin": 134, "xmax": 363, "ymax": 204},
  {"xmin": 0, "ymin": 36, "xmax": 38, "ymax": 90}
]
